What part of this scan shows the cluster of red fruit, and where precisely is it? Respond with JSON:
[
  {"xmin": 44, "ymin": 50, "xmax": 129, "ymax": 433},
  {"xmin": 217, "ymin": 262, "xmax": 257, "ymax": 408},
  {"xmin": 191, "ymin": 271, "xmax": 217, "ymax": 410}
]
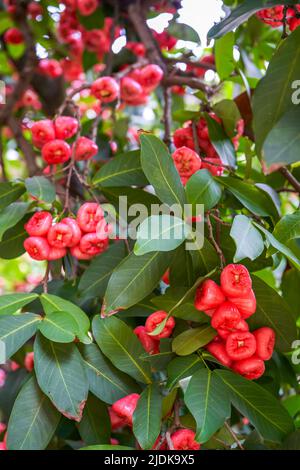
[
  {"xmin": 109, "ymin": 394, "xmax": 200, "ymax": 450},
  {"xmin": 31, "ymin": 116, "xmax": 98, "ymax": 165},
  {"xmin": 195, "ymin": 264, "xmax": 275, "ymax": 380},
  {"xmin": 257, "ymin": 5, "xmax": 300, "ymax": 31},
  {"xmin": 173, "ymin": 114, "xmax": 244, "ymax": 181},
  {"xmin": 134, "ymin": 311, "xmax": 176, "ymax": 355},
  {"xmin": 24, "ymin": 202, "xmax": 110, "ymax": 261}
]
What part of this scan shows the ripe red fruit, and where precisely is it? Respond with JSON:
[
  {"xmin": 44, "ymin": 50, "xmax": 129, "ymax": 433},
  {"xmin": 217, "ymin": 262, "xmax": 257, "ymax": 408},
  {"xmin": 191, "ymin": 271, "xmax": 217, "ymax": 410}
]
[
  {"xmin": 134, "ymin": 326, "xmax": 160, "ymax": 355},
  {"xmin": 24, "ymin": 352, "xmax": 34, "ymax": 372},
  {"xmin": 24, "ymin": 237, "xmax": 50, "ymax": 261},
  {"xmin": 232, "ymin": 356, "xmax": 265, "ymax": 380},
  {"xmin": 220, "ymin": 264, "xmax": 252, "ymax": 298},
  {"xmin": 211, "ymin": 301, "xmax": 241, "ymax": 331},
  {"xmin": 77, "ymin": 0, "xmax": 98, "ymax": 16},
  {"xmin": 226, "ymin": 331, "xmax": 256, "ymax": 361},
  {"xmin": 48, "ymin": 246, "xmax": 67, "ymax": 260},
  {"xmin": 228, "ymin": 289, "xmax": 256, "ymax": 319},
  {"xmin": 217, "ymin": 318, "xmax": 249, "ymax": 340},
  {"xmin": 61, "ymin": 218, "xmax": 82, "ymax": 247},
  {"xmin": 172, "ymin": 147, "xmax": 201, "ymax": 178},
  {"xmin": 256, "ymin": 7, "xmax": 284, "ymax": 27},
  {"xmin": 74, "ymin": 136, "xmax": 98, "ymax": 161},
  {"xmin": 121, "ymin": 77, "xmax": 143, "ymax": 103},
  {"xmin": 4, "ymin": 28, "xmax": 24, "ymax": 45},
  {"xmin": 206, "ymin": 341, "xmax": 232, "ymax": 367},
  {"xmin": 47, "ymin": 223, "xmax": 73, "ymax": 248},
  {"xmin": 54, "ymin": 116, "xmax": 79, "ymax": 140},
  {"xmin": 25, "ymin": 211, "xmax": 52, "ymax": 237},
  {"xmin": 194, "ymin": 280, "xmax": 226, "ymax": 313},
  {"xmin": 162, "ymin": 270, "xmax": 170, "ymax": 285},
  {"xmin": 109, "ymin": 408, "xmax": 126, "ymax": 430},
  {"xmin": 80, "ymin": 233, "xmax": 109, "ymax": 256},
  {"xmin": 253, "ymin": 327, "xmax": 275, "ymax": 361},
  {"xmin": 139, "ymin": 64, "xmax": 164, "ymax": 92},
  {"xmin": 42, "ymin": 140, "xmax": 71, "ymax": 165},
  {"xmin": 91, "ymin": 76, "xmax": 119, "ymax": 103},
  {"xmin": 77, "ymin": 202, "xmax": 104, "ymax": 233},
  {"xmin": 70, "ymin": 244, "xmax": 93, "ymax": 260},
  {"xmin": 111, "ymin": 393, "xmax": 140, "ymax": 427},
  {"xmin": 38, "ymin": 59, "xmax": 63, "ymax": 78},
  {"xmin": 145, "ymin": 311, "xmax": 175, "ymax": 339},
  {"xmin": 173, "ymin": 127, "xmax": 194, "ymax": 150},
  {"xmin": 31, "ymin": 120, "xmax": 55, "ymax": 148},
  {"xmin": 170, "ymin": 429, "xmax": 200, "ymax": 451}
]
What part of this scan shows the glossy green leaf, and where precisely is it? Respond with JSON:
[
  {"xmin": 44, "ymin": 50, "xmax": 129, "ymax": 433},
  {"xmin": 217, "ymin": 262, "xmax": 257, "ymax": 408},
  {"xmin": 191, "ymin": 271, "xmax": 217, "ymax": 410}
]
[
  {"xmin": 0, "ymin": 216, "xmax": 28, "ymax": 259},
  {"xmin": 168, "ymin": 20, "xmax": 200, "ymax": 43},
  {"xmin": 80, "ymin": 343, "xmax": 139, "ymax": 404},
  {"xmin": 166, "ymin": 355, "xmax": 203, "ymax": 390},
  {"xmin": 215, "ymin": 370, "xmax": 295, "ymax": 443},
  {"xmin": 34, "ymin": 334, "xmax": 88, "ymax": 421},
  {"xmin": 92, "ymin": 150, "xmax": 148, "ymax": 187},
  {"xmin": 78, "ymin": 242, "xmax": 126, "ymax": 299},
  {"xmin": 25, "ymin": 176, "xmax": 56, "ymax": 203},
  {"xmin": 140, "ymin": 134, "xmax": 186, "ymax": 208},
  {"xmin": 7, "ymin": 376, "xmax": 60, "ymax": 450},
  {"xmin": 0, "ymin": 182, "xmax": 25, "ymax": 211},
  {"xmin": 134, "ymin": 215, "xmax": 190, "ymax": 256},
  {"xmin": 38, "ymin": 311, "xmax": 79, "ymax": 343},
  {"xmin": 0, "ymin": 313, "xmax": 41, "ymax": 360},
  {"xmin": 215, "ymin": 32, "xmax": 235, "ymax": 80},
  {"xmin": 133, "ymin": 384, "xmax": 162, "ymax": 450},
  {"xmin": 0, "ymin": 293, "xmax": 38, "ymax": 316},
  {"xmin": 40, "ymin": 294, "xmax": 91, "ymax": 344},
  {"xmin": 92, "ymin": 316, "xmax": 152, "ymax": 384},
  {"xmin": 185, "ymin": 369, "xmax": 231, "ymax": 443},
  {"xmin": 213, "ymin": 100, "xmax": 241, "ymax": 138},
  {"xmin": 172, "ymin": 325, "xmax": 216, "ymax": 356},
  {"xmin": 185, "ymin": 169, "xmax": 222, "ymax": 211},
  {"xmin": 206, "ymin": 114, "xmax": 236, "ymax": 168},
  {"xmin": 78, "ymin": 394, "xmax": 110, "ymax": 446},
  {"xmin": 103, "ymin": 250, "xmax": 174, "ymax": 315},
  {"xmin": 0, "ymin": 203, "xmax": 29, "ymax": 241},
  {"xmin": 230, "ymin": 215, "xmax": 264, "ymax": 262}
]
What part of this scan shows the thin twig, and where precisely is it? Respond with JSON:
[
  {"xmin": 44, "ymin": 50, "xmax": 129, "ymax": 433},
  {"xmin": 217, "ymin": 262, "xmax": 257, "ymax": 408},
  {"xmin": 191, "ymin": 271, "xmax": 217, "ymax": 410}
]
[
  {"xmin": 206, "ymin": 212, "xmax": 225, "ymax": 268},
  {"xmin": 163, "ymin": 86, "xmax": 172, "ymax": 149},
  {"xmin": 42, "ymin": 262, "xmax": 50, "ymax": 294},
  {"xmin": 224, "ymin": 421, "xmax": 244, "ymax": 451},
  {"xmin": 279, "ymin": 167, "xmax": 300, "ymax": 193},
  {"xmin": 0, "ymin": 136, "xmax": 7, "ymax": 181}
]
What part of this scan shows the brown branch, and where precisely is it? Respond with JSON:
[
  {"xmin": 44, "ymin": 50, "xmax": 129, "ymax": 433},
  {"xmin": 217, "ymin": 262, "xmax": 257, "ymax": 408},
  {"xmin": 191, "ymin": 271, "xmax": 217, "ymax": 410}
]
[
  {"xmin": 279, "ymin": 167, "xmax": 300, "ymax": 193},
  {"xmin": 206, "ymin": 212, "xmax": 225, "ymax": 268},
  {"xmin": 165, "ymin": 75, "xmax": 213, "ymax": 94},
  {"xmin": 166, "ymin": 56, "xmax": 216, "ymax": 72},
  {"xmin": 0, "ymin": 136, "xmax": 7, "ymax": 181},
  {"xmin": 8, "ymin": 116, "xmax": 39, "ymax": 175},
  {"xmin": 224, "ymin": 421, "xmax": 244, "ymax": 451}
]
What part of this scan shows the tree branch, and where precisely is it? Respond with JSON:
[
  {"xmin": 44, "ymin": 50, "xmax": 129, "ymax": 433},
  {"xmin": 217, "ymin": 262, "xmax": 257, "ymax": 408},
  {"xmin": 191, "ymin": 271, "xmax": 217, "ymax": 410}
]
[
  {"xmin": 279, "ymin": 167, "xmax": 300, "ymax": 193},
  {"xmin": 8, "ymin": 116, "xmax": 39, "ymax": 175}
]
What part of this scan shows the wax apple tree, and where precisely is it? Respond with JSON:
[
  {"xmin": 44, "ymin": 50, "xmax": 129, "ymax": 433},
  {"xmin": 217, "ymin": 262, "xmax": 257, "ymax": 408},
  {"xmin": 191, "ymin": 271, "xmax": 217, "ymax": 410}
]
[{"xmin": 0, "ymin": 0, "xmax": 299, "ymax": 451}]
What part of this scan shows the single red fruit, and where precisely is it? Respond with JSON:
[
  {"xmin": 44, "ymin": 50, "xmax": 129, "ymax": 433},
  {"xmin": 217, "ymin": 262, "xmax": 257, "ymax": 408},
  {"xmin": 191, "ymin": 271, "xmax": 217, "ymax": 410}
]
[
  {"xmin": 91, "ymin": 76, "xmax": 119, "ymax": 103},
  {"xmin": 194, "ymin": 279, "xmax": 226, "ymax": 313},
  {"xmin": 4, "ymin": 27, "xmax": 23, "ymax": 45},
  {"xmin": 47, "ymin": 223, "xmax": 73, "ymax": 248},
  {"xmin": 173, "ymin": 127, "xmax": 194, "ymax": 150},
  {"xmin": 145, "ymin": 311, "xmax": 175, "ymax": 339},
  {"xmin": 211, "ymin": 301, "xmax": 241, "ymax": 331},
  {"xmin": 233, "ymin": 356, "xmax": 265, "ymax": 380},
  {"xmin": 172, "ymin": 146, "xmax": 201, "ymax": 178},
  {"xmin": 25, "ymin": 211, "xmax": 52, "ymax": 237},
  {"xmin": 139, "ymin": 64, "xmax": 164, "ymax": 92},
  {"xmin": 109, "ymin": 408, "xmax": 126, "ymax": 430},
  {"xmin": 24, "ymin": 236, "xmax": 50, "ymax": 261},
  {"xmin": 74, "ymin": 136, "xmax": 98, "ymax": 161},
  {"xmin": 121, "ymin": 77, "xmax": 143, "ymax": 102},
  {"xmin": 171, "ymin": 429, "xmax": 200, "ymax": 451},
  {"xmin": 54, "ymin": 116, "xmax": 79, "ymax": 140},
  {"xmin": 253, "ymin": 327, "xmax": 275, "ymax": 361},
  {"xmin": 111, "ymin": 393, "xmax": 140, "ymax": 427},
  {"xmin": 77, "ymin": 202, "xmax": 104, "ymax": 233},
  {"xmin": 61, "ymin": 217, "xmax": 82, "ymax": 247},
  {"xmin": 206, "ymin": 341, "xmax": 232, "ymax": 367},
  {"xmin": 70, "ymin": 244, "xmax": 93, "ymax": 260},
  {"xmin": 217, "ymin": 318, "xmax": 249, "ymax": 340},
  {"xmin": 77, "ymin": 0, "xmax": 98, "ymax": 16},
  {"xmin": 31, "ymin": 120, "xmax": 55, "ymax": 148},
  {"xmin": 24, "ymin": 352, "xmax": 34, "ymax": 372},
  {"xmin": 134, "ymin": 326, "xmax": 160, "ymax": 355},
  {"xmin": 42, "ymin": 140, "xmax": 71, "ymax": 165},
  {"xmin": 48, "ymin": 246, "xmax": 67, "ymax": 260},
  {"xmin": 228, "ymin": 289, "xmax": 256, "ymax": 319},
  {"xmin": 80, "ymin": 233, "xmax": 109, "ymax": 256},
  {"xmin": 220, "ymin": 264, "xmax": 252, "ymax": 298},
  {"xmin": 226, "ymin": 331, "xmax": 256, "ymax": 361},
  {"xmin": 38, "ymin": 59, "xmax": 63, "ymax": 78}
]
